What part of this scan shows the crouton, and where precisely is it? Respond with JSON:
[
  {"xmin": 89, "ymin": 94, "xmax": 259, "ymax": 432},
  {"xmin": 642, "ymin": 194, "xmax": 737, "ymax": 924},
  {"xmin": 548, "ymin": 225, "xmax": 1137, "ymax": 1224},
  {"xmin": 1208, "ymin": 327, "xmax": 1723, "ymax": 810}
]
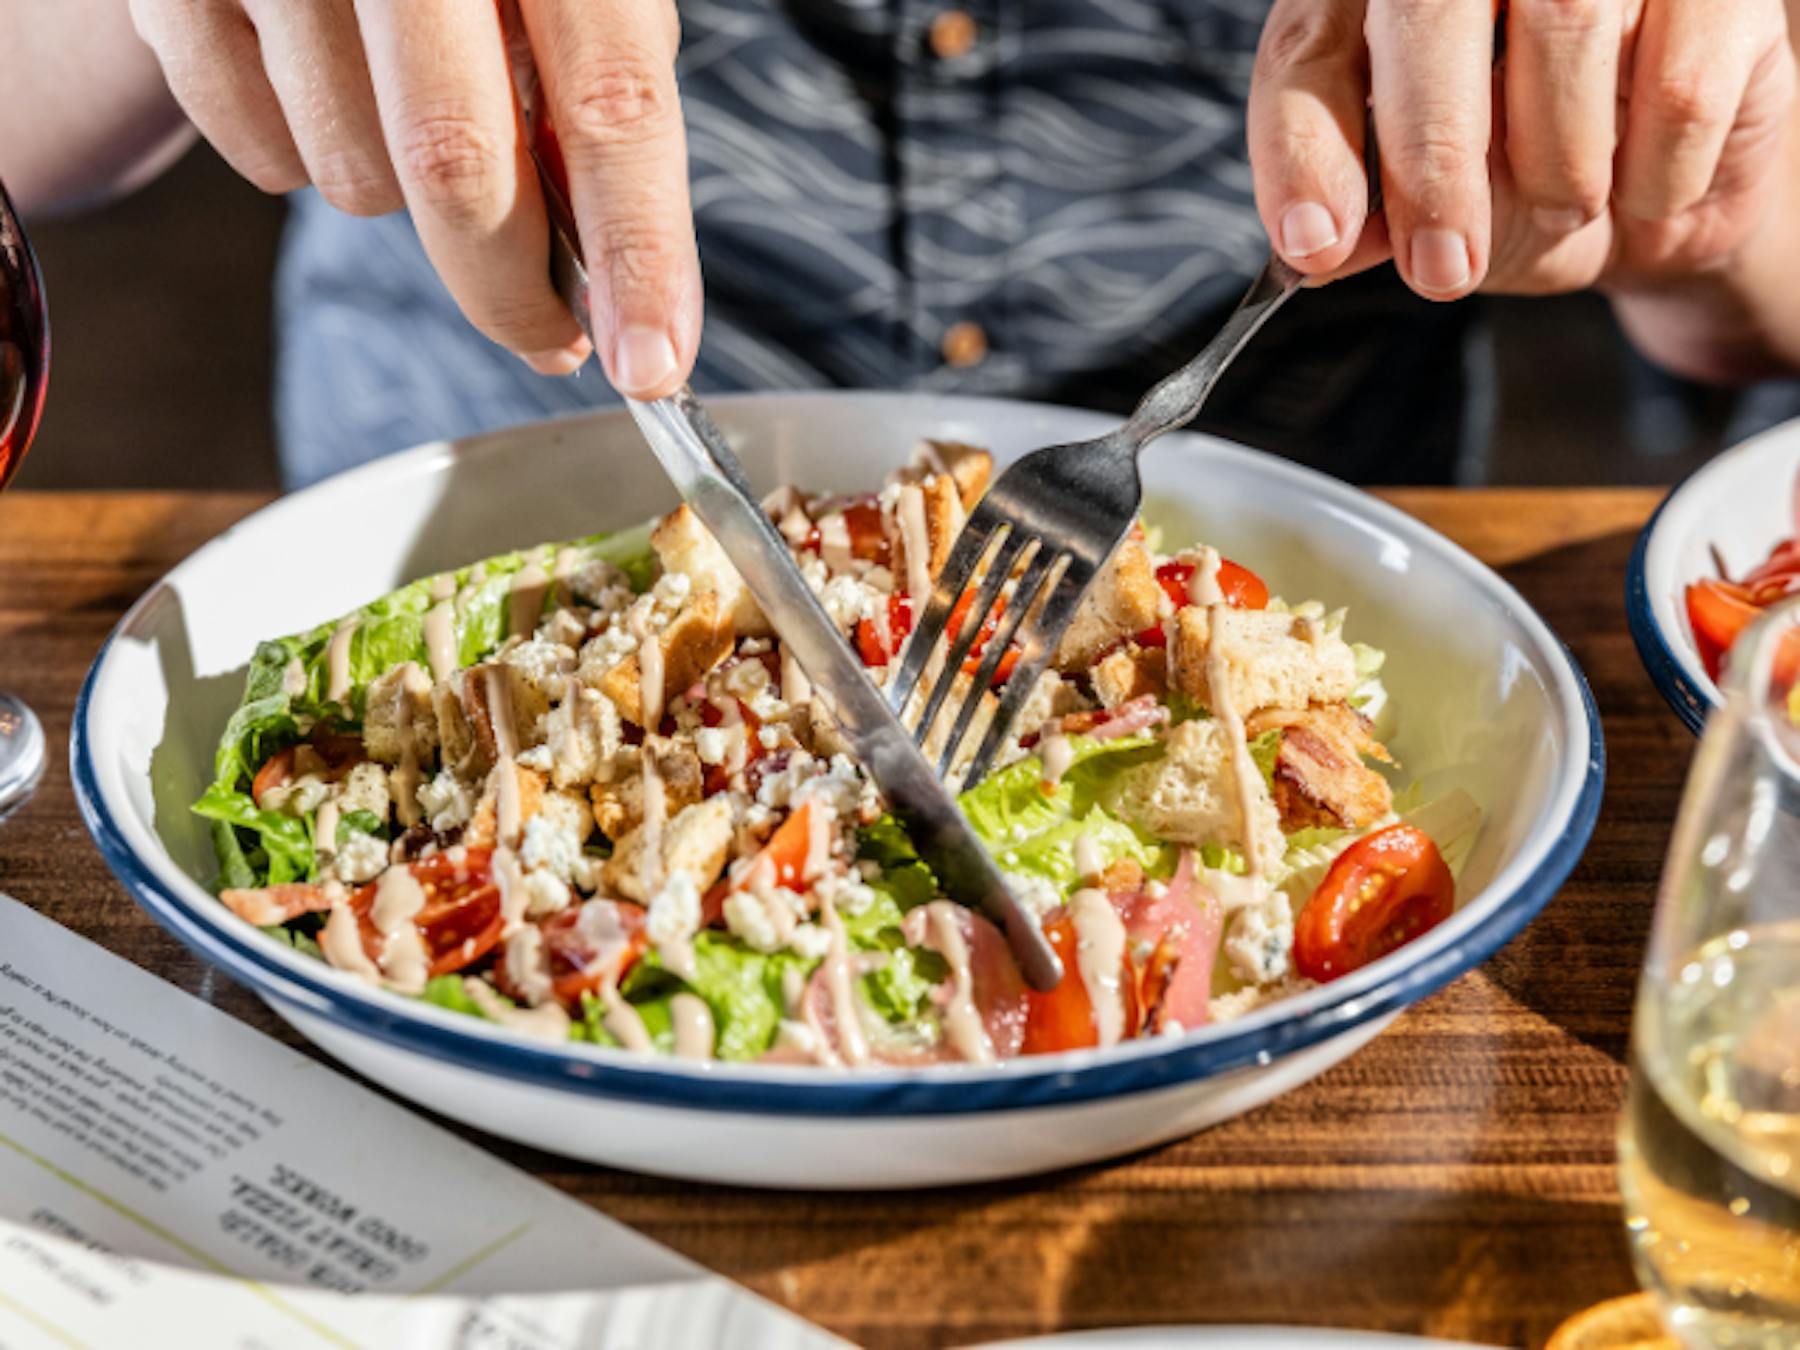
[
  {"xmin": 1245, "ymin": 704, "xmax": 1394, "ymax": 831},
  {"xmin": 499, "ymin": 640, "xmax": 576, "ymax": 741},
  {"xmin": 652, "ymin": 503, "xmax": 770, "ymax": 636},
  {"xmin": 432, "ymin": 676, "xmax": 482, "ymax": 779},
  {"xmin": 1104, "ymin": 718, "xmax": 1285, "ymax": 871},
  {"xmin": 916, "ymin": 440, "xmax": 992, "ymax": 510},
  {"xmin": 465, "ymin": 760, "xmax": 548, "ymax": 849},
  {"xmin": 1055, "ymin": 531, "xmax": 1162, "ymax": 670},
  {"xmin": 603, "ymin": 796, "xmax": 736, "ymax": 902},
  {"xmin": 540, "ymin": 685, "xmax": 623, "ymax": 790},
  {"xmin": 334, "ymin": 761, "xmax": 391, "ymax": 821},
  {"xmin": 362, "ymin": 661, "xmax": 438, "ymax": 766},
  {"xmin": 1168, "ymin": 606, "xmax": 1358, "ymax": 717},
  {"xmin": 1091, "ymin": 643, "xmax": 1167, "ymax": 709},
  {"xmin": 588, "ymin": 741, "xmax": 704, "ymax": 841},
  {"xmin": 597, "ymin": 592, "xmax": 736, "ymax": 727}
]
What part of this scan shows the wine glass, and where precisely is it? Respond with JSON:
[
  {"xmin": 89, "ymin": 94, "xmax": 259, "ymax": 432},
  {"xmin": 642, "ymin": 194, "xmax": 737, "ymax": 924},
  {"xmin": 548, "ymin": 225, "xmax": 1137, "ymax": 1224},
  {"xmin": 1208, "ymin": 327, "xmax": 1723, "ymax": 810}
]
[
  {"xmin": 1620, "ymin": 595, "xmax": 1800, "ymax": 1347},
  {"xmin": 0, "ymin": 177, "xmax": 49, "ymax": 817}
]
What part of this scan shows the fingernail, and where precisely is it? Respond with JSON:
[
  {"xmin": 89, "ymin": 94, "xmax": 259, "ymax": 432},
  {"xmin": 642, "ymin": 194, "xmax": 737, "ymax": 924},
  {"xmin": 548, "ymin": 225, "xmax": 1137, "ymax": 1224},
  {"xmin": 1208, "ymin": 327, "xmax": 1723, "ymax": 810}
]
[
  {"xmin": 610, "ymin": 325, "xmax": 679, "ymax": 397},
  {"xmin": 522, "ymin": 341, "xmax": 591, "ymax": 377},
  {"xmin": 1532, "ymin": 207, "xmax": 1588, "ymax": 237},
  {"xmin": 1280, "ymin": 201, "xmax": 1341, "ymax": 259},
  {"xmin": 1410, "ymin": 229, "xmax": 1472, "ymax": 294}
]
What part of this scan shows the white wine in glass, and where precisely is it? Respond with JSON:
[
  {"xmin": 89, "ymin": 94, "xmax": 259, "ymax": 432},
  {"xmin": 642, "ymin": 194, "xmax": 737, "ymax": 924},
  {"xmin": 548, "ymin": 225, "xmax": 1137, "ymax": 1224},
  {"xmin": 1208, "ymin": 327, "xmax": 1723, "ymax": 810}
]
[{"xmin": 1620, "ymin": 596, "xmax": 1800, "ymax": 1347}]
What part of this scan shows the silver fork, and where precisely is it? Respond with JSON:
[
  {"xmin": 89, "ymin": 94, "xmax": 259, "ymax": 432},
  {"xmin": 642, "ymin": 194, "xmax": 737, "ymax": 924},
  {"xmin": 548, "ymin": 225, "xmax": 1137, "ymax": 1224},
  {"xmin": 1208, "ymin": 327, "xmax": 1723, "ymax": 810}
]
[{"xmin": 889, "ymin": 253, "xmax": 1306, "ymax": 786}]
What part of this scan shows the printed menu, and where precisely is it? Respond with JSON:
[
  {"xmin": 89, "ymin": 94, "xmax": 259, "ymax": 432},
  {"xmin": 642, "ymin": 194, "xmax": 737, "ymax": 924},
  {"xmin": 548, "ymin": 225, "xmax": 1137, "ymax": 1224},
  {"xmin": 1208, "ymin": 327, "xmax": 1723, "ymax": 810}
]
[{"xmin": 0, "ymin": 894, "xmax": 845, "ymax": 1348}]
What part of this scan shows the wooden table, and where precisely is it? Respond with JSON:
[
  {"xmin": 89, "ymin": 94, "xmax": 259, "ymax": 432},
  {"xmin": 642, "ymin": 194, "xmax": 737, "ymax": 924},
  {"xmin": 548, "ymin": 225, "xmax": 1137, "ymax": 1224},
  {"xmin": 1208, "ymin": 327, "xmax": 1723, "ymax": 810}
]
[{"xmin": 0, "ymin": 488, "xmax": 1693, "ymax": 1349}]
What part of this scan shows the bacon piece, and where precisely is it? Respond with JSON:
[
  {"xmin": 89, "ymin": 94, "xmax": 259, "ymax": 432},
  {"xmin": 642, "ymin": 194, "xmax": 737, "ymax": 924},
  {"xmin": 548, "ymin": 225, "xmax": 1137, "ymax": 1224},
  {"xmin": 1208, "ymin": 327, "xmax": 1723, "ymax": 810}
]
[{"xmin": 1245, "ymin": 703, "xmax": 1394, "ymax": 832}]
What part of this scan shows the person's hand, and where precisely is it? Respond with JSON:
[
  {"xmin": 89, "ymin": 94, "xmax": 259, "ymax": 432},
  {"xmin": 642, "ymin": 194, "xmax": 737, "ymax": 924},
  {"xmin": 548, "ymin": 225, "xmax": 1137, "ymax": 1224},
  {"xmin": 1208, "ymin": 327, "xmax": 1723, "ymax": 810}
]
[
  {"xmin": 128, "ymin": 0, "xmax": 698, "ymax": 396},
  {"xmin": 1247, "ymin": 0, "xmax": 1797, "ymax": 306}
]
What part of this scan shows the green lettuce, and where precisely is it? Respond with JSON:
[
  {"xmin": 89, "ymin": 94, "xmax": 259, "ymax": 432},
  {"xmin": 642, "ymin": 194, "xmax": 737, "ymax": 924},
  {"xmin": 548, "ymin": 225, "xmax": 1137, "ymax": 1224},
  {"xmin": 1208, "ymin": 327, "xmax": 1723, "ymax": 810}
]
[
  {"xmin": 622, "ymin": 931, "xmax": 815, "ymax": 1061},
  {"xmin": 194, "ymin": 524, "xmax": 656, "ymax": 892},
  {"xmin": 959, "ymin": 734, "xmax": 1172, "ymax": 897}
]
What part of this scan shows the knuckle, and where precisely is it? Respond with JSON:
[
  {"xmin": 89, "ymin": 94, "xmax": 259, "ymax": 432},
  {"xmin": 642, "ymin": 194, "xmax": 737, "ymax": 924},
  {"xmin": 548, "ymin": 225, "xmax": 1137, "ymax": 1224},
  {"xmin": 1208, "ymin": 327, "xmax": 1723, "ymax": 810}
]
[
  {"xmin": 310, "ymin": 153, "xmax": 400, "ymax": 218},
  {"xmin": 242, "ymin": 158, "xmax": 309, "ymax": 197},
  {"xmin": 1255, "ymin": 2, "xmax": 1360, "ymax": 78},
  {"xmin": 593, "ymin": 217, "xmax": 683, "ymax": 290},
  {"xmin": 1391, "ymin": 115, "xmax": 1480, "ymax": 187},
  {"xmin": 1645, "ymin": 68, "xmax": 1731, "ymax": 130},
  {"xmin": 1512, "ymin": 0, "xmax": 1607, "ymax": 41},
  {"xmin": 392, "ymin": 111, "xmax": 505, "ymax": 224},
  {"xmin": 560, "ymin": 52, "xmax": 676, "ymax": 147}
]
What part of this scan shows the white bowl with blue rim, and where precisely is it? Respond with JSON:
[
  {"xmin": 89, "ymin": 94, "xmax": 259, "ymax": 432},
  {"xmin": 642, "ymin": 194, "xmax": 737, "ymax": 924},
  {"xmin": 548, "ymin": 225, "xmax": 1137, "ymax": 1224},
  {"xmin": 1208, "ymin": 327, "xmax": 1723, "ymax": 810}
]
[
  {"xmin": 73, "ymin": 392, "xmax": 1603, "ymax": 1189},
  {"xmin": 1627, "ymin": 419, "xmax": 1800, "ymax": 734}
]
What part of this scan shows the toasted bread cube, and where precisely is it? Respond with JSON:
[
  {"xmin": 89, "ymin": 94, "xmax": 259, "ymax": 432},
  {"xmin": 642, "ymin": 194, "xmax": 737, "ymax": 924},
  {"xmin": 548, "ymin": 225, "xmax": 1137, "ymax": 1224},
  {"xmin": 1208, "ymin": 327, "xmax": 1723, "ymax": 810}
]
[
  {"xmin": 1105, "ymin": 717, "xmax": 1285, "ymax": 870},
  {"xmin": 363, "ymin": 661, "xmax": 438, "ymax": 766},
  {"xmin": 1055, "ymin": 531, "xmax": 1162, "ymax": 670},
  {"xmin": 597, "ymin": 592, "xmax": 736, "ymax": 727},
  {"xmin": 603, "ymin": 796, "xmax": 735, "ymax": 903},
  {"xmin": 1091, "ymin": 643, "xmax": 1167, "ymax": 709},
  {"xmin": 587, "ymin": 740, "xmax": 704, "ymax": 841},
  {"xmin": 1168, "ymin": 606, "xmax": 1358, "ymax": 717},
  {"xmin": 1245, "ymin": 703, "xmax": 1394, "ymax": 831},
  {"xmin": 433, "ymin": 675, "xmax": 482, "ymax": 778},
  {"xmin": 652, "ymin": 503, "xmax": 771, "ymax": 636},
  {"xmin": 917, "ymin": 440, "xmax": 992, "ymax": 510},
  {"xmin": 465, "ymin": 760, "xmax": 548, "ymax": 849},
  {"xmin": 891, "ymin": 473, "xmax": 967, "ymax": 596},
  {"xmin": 499, "ymin": 640, "xmax": 577, "ymax": 741},
  {"xmin": 540, "ymin": 685, "xmax": 624, "ymax": 791}
]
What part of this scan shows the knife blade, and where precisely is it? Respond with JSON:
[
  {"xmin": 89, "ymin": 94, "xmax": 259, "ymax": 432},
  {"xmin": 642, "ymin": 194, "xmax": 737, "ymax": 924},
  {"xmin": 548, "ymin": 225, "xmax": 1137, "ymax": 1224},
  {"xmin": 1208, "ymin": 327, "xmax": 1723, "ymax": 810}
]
[{"xmin": 522, "ymin": 120, "xmax": 1060, "ymax": 992}]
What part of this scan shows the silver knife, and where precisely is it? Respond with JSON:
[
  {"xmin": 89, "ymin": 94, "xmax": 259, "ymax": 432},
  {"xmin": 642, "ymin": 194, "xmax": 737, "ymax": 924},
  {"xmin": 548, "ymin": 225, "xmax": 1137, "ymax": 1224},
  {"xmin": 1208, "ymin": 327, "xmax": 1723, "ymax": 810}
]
[{"xmin": 526, "ymin": 120, "xmax": 1061, "ymax": 992}]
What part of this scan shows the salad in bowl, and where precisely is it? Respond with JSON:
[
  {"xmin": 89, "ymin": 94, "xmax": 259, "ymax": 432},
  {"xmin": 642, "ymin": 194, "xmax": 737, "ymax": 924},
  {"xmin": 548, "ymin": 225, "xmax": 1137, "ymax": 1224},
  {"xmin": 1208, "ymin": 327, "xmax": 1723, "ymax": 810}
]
[{"xmin": 196, "ymin": 443, "xmax": 1480, "ymax": 1069}]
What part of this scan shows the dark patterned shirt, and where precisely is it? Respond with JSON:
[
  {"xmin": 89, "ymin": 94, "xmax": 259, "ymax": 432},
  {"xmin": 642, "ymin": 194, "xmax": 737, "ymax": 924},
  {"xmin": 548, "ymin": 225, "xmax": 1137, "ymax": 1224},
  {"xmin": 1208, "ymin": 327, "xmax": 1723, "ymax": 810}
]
[{"xmin": 275, "ymin": 0, "xmax": 1483, "ymax": 488}]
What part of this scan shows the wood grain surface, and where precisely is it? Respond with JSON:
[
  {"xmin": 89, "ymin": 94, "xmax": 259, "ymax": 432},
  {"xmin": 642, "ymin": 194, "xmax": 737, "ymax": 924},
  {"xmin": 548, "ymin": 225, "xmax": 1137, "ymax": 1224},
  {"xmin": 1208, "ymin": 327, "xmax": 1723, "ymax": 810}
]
[{"xmin": 0, "ymin": 488, "xmax": 1692, "ymax": 1349}]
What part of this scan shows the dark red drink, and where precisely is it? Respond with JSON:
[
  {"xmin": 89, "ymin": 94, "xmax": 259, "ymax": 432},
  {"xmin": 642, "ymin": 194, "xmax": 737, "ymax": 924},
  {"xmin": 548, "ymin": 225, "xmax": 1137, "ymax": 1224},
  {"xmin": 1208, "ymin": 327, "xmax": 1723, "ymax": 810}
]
[{"xmin": 0, "ymin": 182, "xmax": 49, "ymax": 492}]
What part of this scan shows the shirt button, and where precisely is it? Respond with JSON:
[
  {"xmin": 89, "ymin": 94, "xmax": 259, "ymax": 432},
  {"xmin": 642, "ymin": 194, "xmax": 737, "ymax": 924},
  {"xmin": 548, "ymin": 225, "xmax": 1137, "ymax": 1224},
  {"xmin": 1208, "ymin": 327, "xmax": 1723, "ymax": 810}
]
[
  {"xmin": 941, "ymin": 321, "xmax": 988, "ymax": 368},
  {"xmin": 927, "ymin": 10, "xmax": 979, "ymax": 60}
]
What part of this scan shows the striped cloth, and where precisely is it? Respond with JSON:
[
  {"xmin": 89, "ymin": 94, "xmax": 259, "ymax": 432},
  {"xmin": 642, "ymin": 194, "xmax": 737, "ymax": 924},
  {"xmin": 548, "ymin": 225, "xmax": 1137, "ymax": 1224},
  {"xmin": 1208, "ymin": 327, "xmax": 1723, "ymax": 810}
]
[{"xmin": 275, "ymin": 0, "xmax": 1484, "ymax": 490}]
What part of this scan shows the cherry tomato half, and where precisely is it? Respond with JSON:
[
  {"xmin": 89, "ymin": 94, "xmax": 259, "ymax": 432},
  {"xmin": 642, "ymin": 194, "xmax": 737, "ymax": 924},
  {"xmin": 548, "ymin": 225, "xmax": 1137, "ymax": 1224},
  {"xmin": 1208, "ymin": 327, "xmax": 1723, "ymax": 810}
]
[
  {"xmin": 348, "ymin": 847, "xmax": 505, "ymax": 978},
  {"xmin": 1294, "ymin": 825, "xmax": 1454, "ymax": 983}
]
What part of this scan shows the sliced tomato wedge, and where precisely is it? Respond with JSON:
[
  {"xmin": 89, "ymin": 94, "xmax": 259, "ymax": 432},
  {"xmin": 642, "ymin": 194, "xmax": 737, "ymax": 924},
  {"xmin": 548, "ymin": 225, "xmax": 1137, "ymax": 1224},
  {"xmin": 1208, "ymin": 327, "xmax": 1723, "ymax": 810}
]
[
  {"xmin": 701, "ymin": 800, "xmax": 818, "ymax": 926},
  {"xmin": 1294, "ymin": 825, "xmax": 1453, "ymax": 983},
  {"xmin": 700, "ymin": 698, "xmax": 767, "ymax": 796},
  {"xmin": 844, "ymin": 498, "xmax": 889, "ymax": 563},
  {"xmin": 1153, "ymin": 558, "xmax": 1268, "ymax": 612},
  {"xmin": 901, "ymin": 903, "xmax": 1030, "ymax": 1060},
  {"xmin": 1686, "ymin": 578, "xmax": 1763, "ymax": 682},
  {"xmin": 251, "ymin": 747, "xmax": 297, "ymax": 807},
  {"xmin": 854, "ymin": 594, "xmax": 915, "ymax": 667},
  {"xmin": 250, "ymin": 732, "xmax": 367, "ymax": 808},
  {"xmin": 1021, "ymin": 914, "xmax": 1100, "ymax": 1054},
  {"xmin": 347, "ymin": 847, "xmax": 505, "ymax": 978}
]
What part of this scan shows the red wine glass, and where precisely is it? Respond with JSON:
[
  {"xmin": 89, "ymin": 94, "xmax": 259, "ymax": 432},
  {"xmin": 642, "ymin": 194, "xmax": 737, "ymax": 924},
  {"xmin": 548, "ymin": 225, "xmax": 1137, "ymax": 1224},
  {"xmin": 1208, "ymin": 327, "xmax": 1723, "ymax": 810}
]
[{"xmin": 0, "ymin": 177, "xmax": 49, "ymax": 815}]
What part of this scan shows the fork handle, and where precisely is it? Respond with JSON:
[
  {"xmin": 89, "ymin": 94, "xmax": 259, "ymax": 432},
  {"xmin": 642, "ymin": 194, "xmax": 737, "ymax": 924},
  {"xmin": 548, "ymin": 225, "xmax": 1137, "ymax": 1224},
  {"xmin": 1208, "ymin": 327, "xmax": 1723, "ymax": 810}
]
[{"xmin": 1112, "ymin": 255, "xmax": 1304, "ymax": 452}]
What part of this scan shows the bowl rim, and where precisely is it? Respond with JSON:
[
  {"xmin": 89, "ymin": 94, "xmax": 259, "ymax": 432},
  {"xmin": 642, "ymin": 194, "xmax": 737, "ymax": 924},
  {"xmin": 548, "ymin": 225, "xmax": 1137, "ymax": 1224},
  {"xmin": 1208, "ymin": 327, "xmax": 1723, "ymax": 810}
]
[
  {"xmin": 1626, "ymin": 481, "xmax": 1712, "ymax": 737},
  {"xmin": 71, "ymin": 392, "xmax": 1607, "ymax": 1119}
]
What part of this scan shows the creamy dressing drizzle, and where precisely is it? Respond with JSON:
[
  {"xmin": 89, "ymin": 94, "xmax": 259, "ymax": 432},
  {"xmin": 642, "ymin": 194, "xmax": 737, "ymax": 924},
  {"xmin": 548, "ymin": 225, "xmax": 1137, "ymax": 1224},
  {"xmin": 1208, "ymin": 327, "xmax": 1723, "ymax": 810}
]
[
  {"xmin": 1040, "ymin": 733, "xmax": 1074, "ymax": 787},
  {"xmin": 638, "ymin": 749, "xmax": 667, "ymax": 899},
  {"xmin": 465, "ymin": 979, "xmax": 570, "ymax": 1041},
  {"xmin": 325, "ymin": 620, "xmax": 357, "ymax": 704},
  {"xmin": 601, "ymin": 980, "xmax": 655, "ymax": 1053},
  {"xmin": 509, "ymin": 560, "xmax": 550, "ymax": 640},
  {"xmin": 671, "ymin": 993, "xmax": 716, "ymax": 1060},
  {"xmin": 394, "ymin": 742, "xmax": 422, "ymax": 830},
  {"xmin": 1069, "ymin": 888, "xmax": 1128, "ymax": 1048},
  {"xmin": 321, "ymin": 905, "xmax": 381, "ymax": 983},
  {"xmin": 429, "ymin": 573, "xmax": 456, "ymax": 603},
  {"xmin": 1073, "ymin": 834, "xmax": 1105, "ymax": 884},
  {"xmin": 659, "ymin": 931, "xmax": 699, "ymax": 984},
  {"xmin": 1190, "ymin": 546, "xmax": 1224, "ymax": 606},
  {"xmin": 1203, "ymin": 603, "xmax": 1267, "ymax": 879},
  {"xmin": 281, "ymin": 657, "xmax": 307, "ymax": 698},
  {"xmin": 803, "ymin": 800, "xmax": 834, "ymax": 881},
  {"xmin": 820, "ymin": 896, "xmax": 869, "ymax": 1067},
  {"xmin": 482, "ymin": 666, "xmax": 519, "ymax": 760},
  {"xmin": 370, "ymin": 864, "xmax": 429, "ymax": 994},
  {"xmin": 424, "ymin": 601, "xmax": 457, "ymax": 682},
  {"xmin": 495, "ymin": 757, "xmax": 522, "ymax": 849},
  {"xmin": 924, "ymin": 901, "xmax": 993, "ymax": 1064},
  {"xmin": 492, "ymin": 846, "xmax": 528, "ymax": 935},
  {"xmin": 456, "ymin": 563, "xmax": 488, "ymax": 618},
  {"xmin": 896, "ymin": 483, "xmax": 932, "ymax": 607},
  {"xmin": 552, "ymin": 546, "xmax": 580, "ymax": 608},
  {"xmin": 314, "ymin": 800, "xmax": 341, "ymax": 861},
  {"xmin": 637, "ymin": 636, "xmax": 665, "ymax": 732},
  {"xmin": 780, "ymin": 647, "xmax": 812, "ymax": 705}
]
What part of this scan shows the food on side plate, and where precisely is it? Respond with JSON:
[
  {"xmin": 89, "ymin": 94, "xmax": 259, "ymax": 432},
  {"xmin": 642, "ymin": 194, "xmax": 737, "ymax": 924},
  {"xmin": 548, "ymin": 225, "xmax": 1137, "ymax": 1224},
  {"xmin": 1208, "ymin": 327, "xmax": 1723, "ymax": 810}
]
[
  {"xmin": 1686, "ymin": 475, "xmax": 1800, "ymax": 692},
  {"xmin": 195, "ymin": 443, "xmax": 1482, "ymax": 1065}
]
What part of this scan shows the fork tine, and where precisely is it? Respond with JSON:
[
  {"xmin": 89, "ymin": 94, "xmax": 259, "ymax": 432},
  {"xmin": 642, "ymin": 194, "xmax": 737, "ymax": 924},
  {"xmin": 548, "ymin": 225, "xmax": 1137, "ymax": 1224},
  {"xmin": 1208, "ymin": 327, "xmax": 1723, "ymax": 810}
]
[
  {"xmin": 886, "ymin": 505, "xmax": 1004, "ymax": 715},
  {"xmin": 962, "ymin": 555, "xmax": 1095, "ymax": 785},
  {"xmin": 911, "ymin": 529, "xmax": 1029, "ymax": 748},
  {"xmin": 934, "ymin": 541, "xmax": 1053, "ymax": 779}
]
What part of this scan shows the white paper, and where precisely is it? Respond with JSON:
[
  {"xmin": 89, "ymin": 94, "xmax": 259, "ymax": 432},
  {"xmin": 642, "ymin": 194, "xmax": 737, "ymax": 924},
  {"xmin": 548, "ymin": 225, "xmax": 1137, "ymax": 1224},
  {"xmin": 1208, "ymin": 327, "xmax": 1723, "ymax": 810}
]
[{"xmin": 0, "ymin": 894, "xmax": 845, "ymax": 1349}]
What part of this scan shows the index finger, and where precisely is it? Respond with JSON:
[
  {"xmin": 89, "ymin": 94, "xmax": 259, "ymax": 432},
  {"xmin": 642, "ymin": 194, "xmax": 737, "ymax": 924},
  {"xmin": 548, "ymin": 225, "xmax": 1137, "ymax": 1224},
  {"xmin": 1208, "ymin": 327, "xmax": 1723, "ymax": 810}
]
[
  {"xmin": 519, "ymin": 0, "xmax": 699, "ymax": 399},
  {"xmin": 1367, "ymin": 0, "xmax": 1496, "ymax": 299}
]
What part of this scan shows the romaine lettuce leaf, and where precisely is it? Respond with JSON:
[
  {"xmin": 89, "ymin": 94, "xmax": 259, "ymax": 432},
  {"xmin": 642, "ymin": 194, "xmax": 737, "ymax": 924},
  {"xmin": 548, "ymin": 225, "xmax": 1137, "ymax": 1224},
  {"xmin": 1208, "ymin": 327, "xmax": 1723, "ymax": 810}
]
[
  {"xmin": 191, "ymin": 780, "xmax": 314, "ymax": 886},
  {"xmin": 623, "ymin": 931, "xmax": 814, "ymax": 1062}
]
